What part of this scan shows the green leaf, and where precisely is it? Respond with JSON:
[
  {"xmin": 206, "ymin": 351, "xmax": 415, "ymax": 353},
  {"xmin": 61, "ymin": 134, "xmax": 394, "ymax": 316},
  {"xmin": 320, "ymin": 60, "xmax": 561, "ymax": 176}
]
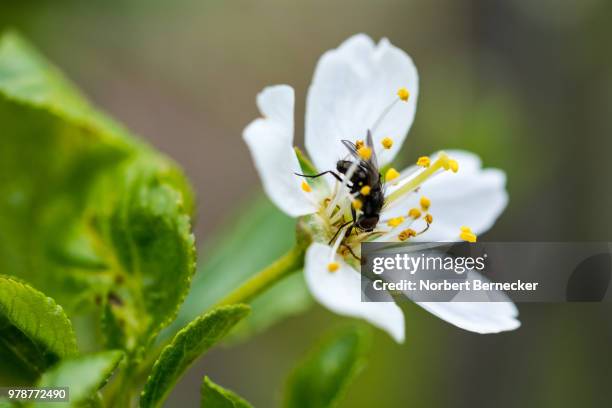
[
  {"xmin": 0, "ymin": 340, "xmax": 37, "ymax": 385},
  {"xmin": 201, "ymin": 376, "xmax": 253, "ymax": 408},
  {"xmin": 140, "ymin": 305, "xmax": 251, "ymax": 408},
  {"xmin": 34, "ymin": 350, "xmax": 123, "ymax": 408},
  {"xmin": 283, "ymin": 327, "xmax": 371, "ymax": 408},
  {"xmin": 0, "ymin": 32, "xmax": 196, "ymax": 357},
  {"xmin": 96, "ymin": 153, "xmax": 196, "ymax": 357},
  {"xmin": 0, "ymin": 275, "xmax": 78, "ymax": 379},
  {"xmin": 165, "ymin": 195, "xmax": 312, "ymax": 342}
]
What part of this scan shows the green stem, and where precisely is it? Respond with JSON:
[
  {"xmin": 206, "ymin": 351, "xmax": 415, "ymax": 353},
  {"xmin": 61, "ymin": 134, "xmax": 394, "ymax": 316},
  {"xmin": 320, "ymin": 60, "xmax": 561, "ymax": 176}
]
[{"xmin": 215, "ymin": 244, "xmax": 306, "ymax": 307}]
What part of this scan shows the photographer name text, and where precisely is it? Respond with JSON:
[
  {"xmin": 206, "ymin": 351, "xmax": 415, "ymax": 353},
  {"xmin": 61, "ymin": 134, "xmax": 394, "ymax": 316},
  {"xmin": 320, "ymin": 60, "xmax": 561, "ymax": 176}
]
[{"xmin": 372, "ymin": 279, "xmax": 539, "ymax": 292}]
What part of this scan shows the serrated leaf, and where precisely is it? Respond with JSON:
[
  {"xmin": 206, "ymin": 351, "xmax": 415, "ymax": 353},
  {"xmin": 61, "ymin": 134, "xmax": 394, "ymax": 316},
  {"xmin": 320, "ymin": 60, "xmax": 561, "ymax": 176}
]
[
  {"xmin": 0, "ymin": 275, "xmax": 78, "ymax": 379},
  {"xmin": 165, "ymin": 196, "xmax": 312, "ymax": 342},
  {"xmin": 95, "ymin": 153, "xmax": 196, "ymax": 357},
  {"xmin": 140, "ymin": 305, "xmax": 251, "ymax": 408},
  {"xmin": 283, "ymin": 327, "xmax": 371, "ymax": 408},
  {"xmin": 201, "ymin": 376, "xmax": 253, "ymax": 408},
  {"xmin": 0, "ymin": 32, "xmax": 196, "ymax": 358},
  {"xmin": 34, "ymin": 350, "xmax": 123, "ymax": 408}
]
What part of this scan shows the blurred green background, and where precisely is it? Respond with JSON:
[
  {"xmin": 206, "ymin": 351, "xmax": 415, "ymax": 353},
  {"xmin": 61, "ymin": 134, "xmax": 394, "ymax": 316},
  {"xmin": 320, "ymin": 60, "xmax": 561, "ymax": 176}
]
[{"xmin": 2, "ymin": 0, "xmax": 611, "ymax": 406}]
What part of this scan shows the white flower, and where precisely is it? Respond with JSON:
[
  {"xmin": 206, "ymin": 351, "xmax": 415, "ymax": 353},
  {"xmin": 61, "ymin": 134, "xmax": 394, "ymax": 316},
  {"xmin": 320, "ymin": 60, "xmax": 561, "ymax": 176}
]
[{"xmin": 243, "ymin": 34, "xmax": 519, "ymax": 343}]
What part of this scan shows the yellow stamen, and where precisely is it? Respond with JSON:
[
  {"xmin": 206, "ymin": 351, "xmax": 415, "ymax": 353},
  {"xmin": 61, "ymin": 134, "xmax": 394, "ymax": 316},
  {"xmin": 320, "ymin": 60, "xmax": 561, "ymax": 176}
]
[
  {"xmin": 327, "ymin": 262, "xmax": 340, "ymax": 272},
  {"xmin": 386, "ymin": 152, "xmax": 452, "ymax": 204},
  {"xmin": 387, "ymin": 216, "xmax": 405, "ymax": 228},
  {"xmin": 352, "ymin": 199, "xmax": 363, "ymax": 210},
  {"xmin": 440, "ymin": 157, "xmax": 459, "ymax": 173},
  {"xmin": 420, "ymin": 196, "xmax": 431, "ymax": 211},
  {"xmin": 424, "ymin": 214, "xmax": 433, "ymax": 224},
  {"xmin": 385, "ymin": 168, "xmax": 400, "ymax": 181},
  {"xmin": 408, "ymin": 208, "xmax": 421, "ymax": 219},
  {"xmin": 360, "ymin": 185, "xmax": 371, "ymax": 196},
  {"xmin": 398, "ymin": 228, "xmax": 417, "ymax": 241},
  {"xmin": 459, "ymin": 226, "xmax": 477, "ymax": 242},
  {"xmin": 301, "ymin": 181, "xmax": 312, "ymax": 192},
  {"xmin": 417, "ymin": 156, "xmax": 431, "ymax": 168},
  {"xmin": 381, "ymin": 137, "xmax": 393, "ymax": 149},
  {"xmin": 397, "ymin": 87, "xmax": 410, "ymax": 102},
  {"xmin": 357, "ymin": 146, "xmax": 372, "ymax": 160},
  {"xmin": 355, "ymin": 139, "xmax": 365, "ymax": 149}
]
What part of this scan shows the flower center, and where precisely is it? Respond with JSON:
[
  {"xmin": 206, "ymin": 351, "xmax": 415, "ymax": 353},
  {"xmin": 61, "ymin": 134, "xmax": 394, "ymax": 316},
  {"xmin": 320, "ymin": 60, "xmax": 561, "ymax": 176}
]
[{"xmin": 298, "ymin": 88, "xmax": 477, "ymax": 267}]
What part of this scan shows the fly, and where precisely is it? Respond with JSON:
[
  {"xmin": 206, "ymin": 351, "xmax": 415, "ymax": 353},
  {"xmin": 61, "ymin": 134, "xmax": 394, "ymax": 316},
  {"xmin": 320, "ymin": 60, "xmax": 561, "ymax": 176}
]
[{"xmin": 297, "ymin": 130, "xmax": 385, "ymax": 242}]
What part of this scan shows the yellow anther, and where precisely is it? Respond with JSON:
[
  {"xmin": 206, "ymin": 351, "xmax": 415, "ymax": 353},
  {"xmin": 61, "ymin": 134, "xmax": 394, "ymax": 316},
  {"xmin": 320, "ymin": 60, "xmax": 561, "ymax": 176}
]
[
  {"xmin": 440, "ymin": 156, "xmax": 458, "ymax": 173},
  {"xmin": 387, "ymin": 216, "xmax": 405, "ymax": 228},
  {"xmin": 360, "ymin": 185, "xmax": 371, "ymax": 196},
  {"xmin": 327, "ymin": 262, "xmax": 340, "ymax": 272},
  {"xmin": 386, "ymin": 152, "xmax": 452, "ymax": 205},
  {"xmin": 352, "ymin": 199, "xmax": 363, "ymax": 210},
  {"xmin": 424, "ymin": 214, "xmax": 433, "ymax": 224},
  {"xmin": 355, "ymin": 139, "xmax": 365, "ymax": 149},
  {"xmin": 420, "ymin": 196, "xmax": 431, "ymax": 211},
  {"xmin": 408, "ymin": 208, "xmax": 422, "ymax": 219},
  {"xmin": 441, "ymin": 157, "xmax": 449, "ymax": 170},
  {"xmin": 459, "ymin": 226, "xmax": 477, "ymax": 243},
  {"xmin": 398, "ymin": 228, "xmax": 417, "ymax": 241},
  {"xmin": 385, "ymin": 168, "xmax": 400, "ymax": 181},
  {"xmin": 357, "ymin": 146, "xmax": 372, "ymax": 160},
  {"xmin": 460, "ymin": 232, "xmax": 477, "ymax": 243},
  {"xmin": 301, "ymin": 181, "xmax": 312, "ymax": 192},
  {"xmin": 381, "ymin": 137, "xmax": 393, "ymax": 149},
  {"xmin": 417, "ymin": 156, "xmax": 431, "ymax": 168},
  {"xmin": 397, "ymin": 87, "xmax": 410, "ymax": 102}
]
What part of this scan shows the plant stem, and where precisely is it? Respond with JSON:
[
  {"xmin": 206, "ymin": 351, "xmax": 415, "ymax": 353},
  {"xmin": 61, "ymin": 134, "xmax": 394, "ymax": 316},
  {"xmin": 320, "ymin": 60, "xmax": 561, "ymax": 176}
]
[{"xmin": 215, "ymin": 244, "xmax": 306, "ymax": 307}]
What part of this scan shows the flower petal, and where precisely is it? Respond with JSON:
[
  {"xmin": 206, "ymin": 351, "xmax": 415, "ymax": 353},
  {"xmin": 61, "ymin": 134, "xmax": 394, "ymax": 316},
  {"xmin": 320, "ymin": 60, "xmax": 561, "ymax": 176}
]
[
  {"xmin": 415, "ymin": 271, "xmax": 520, "ymax": 333},
  {"xmin": 305, "ymin": 34, "xmax": 419, "ymax": 171},
  {"xmin": 417, "ymin": 301, "xmax": 520, "ymax": 333},
  {"xmin": 304, "ymin": 243, "xmax": 405, "ymax": 343},
  {"xmin": 243, "ymin": 85, "xmax": 317, "ymax": 217},
  {"xmin": 382, "ymin": 150, "xmax": 508, "ymax": 241}
]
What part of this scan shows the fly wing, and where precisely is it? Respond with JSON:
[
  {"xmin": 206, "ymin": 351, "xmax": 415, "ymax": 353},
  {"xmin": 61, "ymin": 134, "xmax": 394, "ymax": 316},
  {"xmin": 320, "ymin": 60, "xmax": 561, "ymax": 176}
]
[
  {"xmin": 366, "ymin": 130, "xmax": 379, "ymax": 170},
  {"xmin": 341, "ymin": 136, "xmax": 380, "ymax": 184},
  {"xmin": 341, "ymin": 136, "xmax": 378, "ymax": 171},
  {"xmin": 365, "ymin": 130, "xmax": 381, "ymax": 186},
  {"xmin": 341, "ymin": 139, "xmax": 360, "ymax": 159}
]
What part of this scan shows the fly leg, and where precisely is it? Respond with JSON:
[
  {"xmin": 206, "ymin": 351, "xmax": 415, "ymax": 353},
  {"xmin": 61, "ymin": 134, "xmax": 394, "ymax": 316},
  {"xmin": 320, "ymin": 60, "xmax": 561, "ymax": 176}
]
[
  {"xmin": 341, "ymin": 244, "xmax": 361, "ymax": 262},
  {"xmin": 328, "ymin": 220, "xmax": 353, "ymax": 245},
  {"xmin": 345, "ymin": 207, "xmax": 357, "ymax": 237},
  {"xmin": 295, "ymin": 171, "xmax": 343, "ymax": 183}
]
